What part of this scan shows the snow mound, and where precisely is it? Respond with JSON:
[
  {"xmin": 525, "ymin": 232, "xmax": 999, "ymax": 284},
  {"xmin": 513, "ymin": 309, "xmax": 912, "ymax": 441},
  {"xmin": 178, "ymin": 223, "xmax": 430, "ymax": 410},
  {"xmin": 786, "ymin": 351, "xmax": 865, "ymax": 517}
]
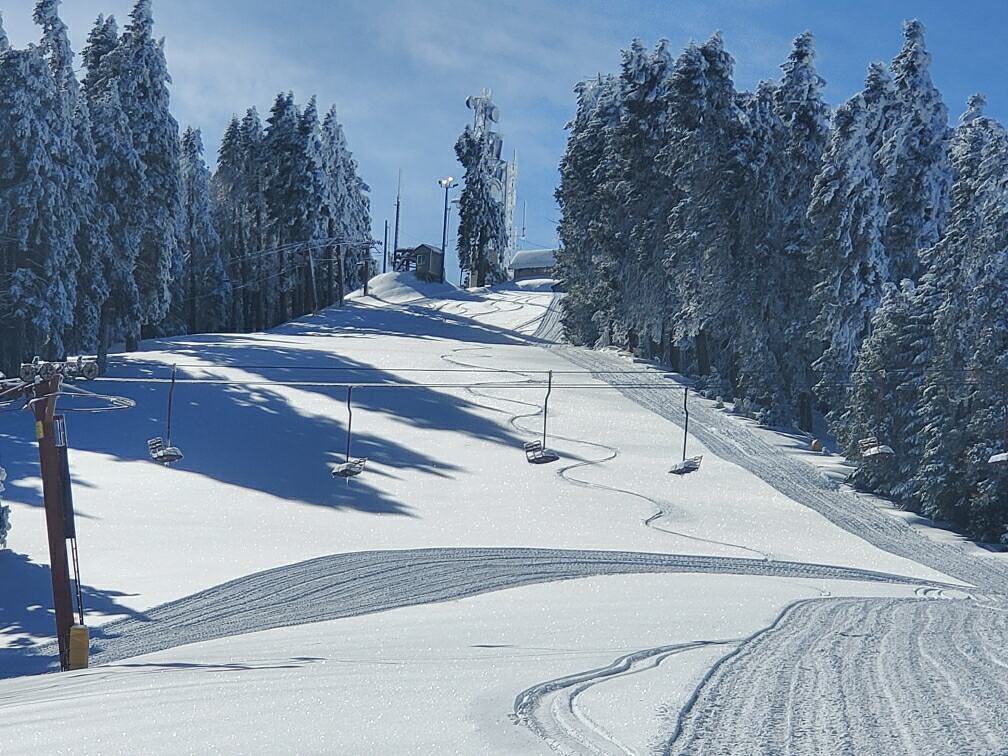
[
  {"xmin": 495, "ymin": 278, "xmax": 559, "ymax": 292},
  {"xmin": 348, "ymin": 271, "xmax": 458, "ymax": 304}
]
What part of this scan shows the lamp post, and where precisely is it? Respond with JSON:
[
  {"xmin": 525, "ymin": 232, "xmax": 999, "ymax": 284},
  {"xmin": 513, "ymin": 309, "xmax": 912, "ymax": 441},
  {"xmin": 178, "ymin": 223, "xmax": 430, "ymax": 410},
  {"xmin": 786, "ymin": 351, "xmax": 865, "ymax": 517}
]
[{"xmin": 438, "ymin": 177, "xmax": 458, "ymax": 284}]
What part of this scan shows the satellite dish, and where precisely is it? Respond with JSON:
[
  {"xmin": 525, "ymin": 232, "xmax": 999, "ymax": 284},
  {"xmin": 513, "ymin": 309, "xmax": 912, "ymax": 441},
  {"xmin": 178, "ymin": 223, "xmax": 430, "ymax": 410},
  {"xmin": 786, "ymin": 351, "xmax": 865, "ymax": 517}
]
[
  {"xmin": 488, "ymin": 105, "xmax": 500, "ymax": 122},
  {"xmin": 466, "ymin": 96, "xmax": 476, "ymax": 110}
]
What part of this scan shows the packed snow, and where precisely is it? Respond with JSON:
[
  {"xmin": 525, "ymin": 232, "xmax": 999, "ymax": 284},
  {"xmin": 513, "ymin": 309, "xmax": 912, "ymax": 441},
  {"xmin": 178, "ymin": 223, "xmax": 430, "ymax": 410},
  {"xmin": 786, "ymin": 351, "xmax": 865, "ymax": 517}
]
[{"xmin": 2, "ymin": 273, "xmax": 1006, "ymax": 752}]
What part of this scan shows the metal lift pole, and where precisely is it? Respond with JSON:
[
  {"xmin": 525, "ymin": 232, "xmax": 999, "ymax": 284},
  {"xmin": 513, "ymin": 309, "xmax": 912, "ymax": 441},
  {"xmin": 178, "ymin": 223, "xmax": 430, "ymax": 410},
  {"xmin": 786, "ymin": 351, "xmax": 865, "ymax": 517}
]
[
  {"xmin": 682, "ymin": 387, "xmax": 689, "ymax": 463},
  {"xmin": 166, "ymin": 365, "xmax": 177, "ymax": 448},
  {"xmin": 345, "ymin": 386, "xmax": 354, "ymax": 464},
  {"xmin": 31, "ymin": 375, "xmax": 74, "ymax": 670},
  {"xmin": 543, "ymin": 370, "xmax": 552, "ymax": 448}
]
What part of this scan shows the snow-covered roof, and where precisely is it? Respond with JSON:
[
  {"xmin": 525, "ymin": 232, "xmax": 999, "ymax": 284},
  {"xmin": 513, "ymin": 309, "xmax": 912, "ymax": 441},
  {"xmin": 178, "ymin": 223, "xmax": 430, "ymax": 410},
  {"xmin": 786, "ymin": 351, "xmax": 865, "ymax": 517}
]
[{"xmin": 510, "ymin": 248, "xmax": 556, "ymax": 270}]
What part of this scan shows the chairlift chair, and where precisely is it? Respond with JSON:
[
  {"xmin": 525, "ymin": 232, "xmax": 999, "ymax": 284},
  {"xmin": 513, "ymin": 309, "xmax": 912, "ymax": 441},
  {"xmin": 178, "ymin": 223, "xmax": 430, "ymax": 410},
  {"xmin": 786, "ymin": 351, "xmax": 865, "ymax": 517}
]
[
  {"xmin": 148, "ymin": 365, "xmax": 184, "ymax": 466},
  {"xmin": 858, "ymin": 436, "xmax": 894, "ymax": 459},
  {"xmin": 524, "ymin": 439, "xmax": 559, "ymax": 464},
  {"xmin": 148, "ymin": 437, "xmax": 184, "ymax": 465},
  {"xmin": 670, "ymin": 455, "xmax": 703, "ymax": 475},
  {"xmin": 332, "ymin": 386, "xmax": 367, "ymax": 481},
  {"xmin": 524, "ymin": 370, "xmax": 559, "ymax": 464}
]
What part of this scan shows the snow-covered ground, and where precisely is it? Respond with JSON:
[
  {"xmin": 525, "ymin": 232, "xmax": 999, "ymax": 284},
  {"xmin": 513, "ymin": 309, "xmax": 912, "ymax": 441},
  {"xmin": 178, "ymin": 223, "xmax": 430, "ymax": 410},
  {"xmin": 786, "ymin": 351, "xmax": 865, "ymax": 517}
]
[{"xmin": 2, "ymin": 273, "xmax": 1006, "ymax": 753}]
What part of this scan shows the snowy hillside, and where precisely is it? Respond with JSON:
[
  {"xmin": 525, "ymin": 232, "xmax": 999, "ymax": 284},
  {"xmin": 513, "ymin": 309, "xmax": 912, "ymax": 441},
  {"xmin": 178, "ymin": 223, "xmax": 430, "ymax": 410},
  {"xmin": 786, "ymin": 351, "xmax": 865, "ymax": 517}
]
[{"xmin": 2, "ymin": 274, "xmax": 1007, "ymax": 753}]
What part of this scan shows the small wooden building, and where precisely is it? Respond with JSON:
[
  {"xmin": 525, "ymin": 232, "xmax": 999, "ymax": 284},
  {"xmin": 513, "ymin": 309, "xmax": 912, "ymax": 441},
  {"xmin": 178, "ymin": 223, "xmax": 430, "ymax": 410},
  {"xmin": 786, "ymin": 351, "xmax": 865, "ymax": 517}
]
[{"xmin": 393, "ymin": 244, "xmax": 445, "ymax": 283}]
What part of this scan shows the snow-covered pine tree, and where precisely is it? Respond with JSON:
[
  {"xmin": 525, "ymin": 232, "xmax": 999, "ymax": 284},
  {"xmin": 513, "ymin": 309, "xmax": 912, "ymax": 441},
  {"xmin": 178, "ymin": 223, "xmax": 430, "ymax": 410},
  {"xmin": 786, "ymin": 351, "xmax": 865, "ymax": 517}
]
[
  {"xmin": 663, "ymin": 33, "xmax": 745, "ymax": 388},
  {"xmin": 344, "ymin": 174, "xmax": 373, "ymax": 292},
  {"xmin": 911, "ymin": 99, "xmax": 1008, "ymax": 534},
  {"xmin": 212, "ymin": 116, "xmax": 245, "ymax": 329},
  {"xmin": 239, "ymin": 108, "xmax": 268, "ymax": 330},
  {"xmin": 318, "ymin": 106, "xmax": 353, "ymax": 304},
  {"xmin": 296, "ymin": 97, "xmax": 326, "ymax": 315},
  {"xmin": 730, "ymin": 79, "xmax": 791, "ymax": 419},
  {"xmin": 0, "ymin": 41, "xmax": 79, "ymax": 370},
  {"xmin": 877, "ymin": 19, "xmax": 951, "ymax": 284},
  {"xmin": 611, "ymin": 41, "xmax": 679, "ymax": 356},
  {"xmin": 115, "ymin": 0, "xmax": 182, "ymax": 342},
  {"xmin": 34, "ymin": 0, "xmax": 113, "ymax": 356},
  {"xmin": 264, "ymin": 92, "xmax": 318, "ymax": 324},
  {"xmin": 771, "ymin": 32, "xmax": 831, "ymax": 424},
  {"xmin": 455, "ymin": 103, "xmax": 508, "ymax": 288},
  {"xmin": 555, "ymin": 74, "xmax": 620, "ymax": 345},
  {"xmin": 82, "ymin": 14, "xmax": 146, "ymax": 368},
  {"xmin": 849, "ymin": 94, "xmax": 993, "ymax": 503},
  {"xmin": 179, "ymin": 127, "xmax": 229, "ymax": 333},
  {"xmin": 807, "ymin": 62, "xmax": 894, "ymax": 431}
]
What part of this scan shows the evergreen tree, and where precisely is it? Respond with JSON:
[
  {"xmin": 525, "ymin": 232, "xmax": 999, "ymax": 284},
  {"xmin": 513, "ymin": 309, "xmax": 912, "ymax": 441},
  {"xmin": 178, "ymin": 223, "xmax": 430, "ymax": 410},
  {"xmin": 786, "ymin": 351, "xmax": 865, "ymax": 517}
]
[
  {"xmin": 851, "ymin": 94, "xmax": 993, "ymax": 503},
  {"xmin": 877, "ymin": 19, "xmax": 951, "ymax": 283},
  {"xmin": 82, "ymin": 14, "xmax": 146, "ymax": 367},
  {"xmin": 239, "ymin": 108, "xmax": 268, "ymax": 330},
  {"xmin": 179, "ymin": 127, "xmax": 229, "ymax": 332},
  {"xmin": 0, "ymin": 44, "xmax": 79, "ymax": 369},
  {"xmin": 555, "ymin": 74, "xmax": 620, "ymax": 345},
  {"xmin": 318, "ymin": 106, "xmax": 354, "ymax": 303},
  {"xmin": 912, "ymin": 98, "xmax": 1008, "ymax": 534},
  {"xmin": 297, "ymin": 97, "xmax": 326, "ymax": 314},
  {"xmin": 34, "ymin": 0, "xmax": 112, "ymax": 356},
  {"xmin": 455, "ymin": 98, "xmax": 508, "ymax": 287},
  {"xmin": 771, "ymin": 32, "xmax": 831, "ymax": 422},
  {"xmin": 263, "ymin": 92, "xmax": 308, "ymax": 324},
  {"xmin": 808, "ymin": 63, "xmax": 893, "ymax": 427},
  {"xmin": 212, "ymin": 116, "xmax": 246, "ymax": 329},
  {"xmin": 115, "ymin": 0, "xmax": 182, "ymax": 341},
  {"xmin": 663, "ymin": 33, "xmax": 745, "ymax": 388},
  {"xmin": 609, "ymin": 40, "xmax": 675, "ymax": 353}
]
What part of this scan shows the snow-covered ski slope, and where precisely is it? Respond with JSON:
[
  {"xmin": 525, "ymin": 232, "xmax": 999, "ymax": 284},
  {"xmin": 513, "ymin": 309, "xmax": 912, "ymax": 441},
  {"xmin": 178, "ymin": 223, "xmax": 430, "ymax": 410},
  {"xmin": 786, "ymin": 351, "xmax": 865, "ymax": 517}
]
[{"xmin": 2, "ymin": 272, "xmax": 1006, "ymax": 754}]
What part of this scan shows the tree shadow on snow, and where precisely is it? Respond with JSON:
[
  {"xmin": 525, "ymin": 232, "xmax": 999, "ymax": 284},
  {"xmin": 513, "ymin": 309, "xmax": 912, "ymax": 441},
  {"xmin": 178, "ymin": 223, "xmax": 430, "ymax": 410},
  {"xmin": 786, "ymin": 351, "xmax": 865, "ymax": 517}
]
[
  {"xmin": 0, "ymin": 550, "xmax": 145, "ymax": 678},
  {"xmin": 0, "ymin": 301, "xmax": 533, "ymax": 519}
]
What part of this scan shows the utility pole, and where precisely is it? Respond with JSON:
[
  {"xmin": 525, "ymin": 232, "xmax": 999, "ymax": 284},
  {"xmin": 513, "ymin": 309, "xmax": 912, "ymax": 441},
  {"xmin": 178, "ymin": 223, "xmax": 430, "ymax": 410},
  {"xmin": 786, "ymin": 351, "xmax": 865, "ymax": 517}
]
[
  {"xmin": 392, "ymin": 169, "xmax": 402, "ymax": 262},
  {"xmin": 383, "ymin": 220, "xmax": 389, "ymax": 274},
  {"xmin": 31, "ymin": 375, "xmax": 75, "ymax": 671}
]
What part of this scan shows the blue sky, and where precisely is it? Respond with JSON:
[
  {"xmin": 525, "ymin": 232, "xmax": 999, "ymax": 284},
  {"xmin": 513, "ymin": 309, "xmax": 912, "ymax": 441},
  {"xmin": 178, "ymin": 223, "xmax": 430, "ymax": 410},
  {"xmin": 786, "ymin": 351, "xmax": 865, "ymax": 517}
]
[{"xmin": 5, "ymin": 1, "xmax": 1008, "ymax": 283}]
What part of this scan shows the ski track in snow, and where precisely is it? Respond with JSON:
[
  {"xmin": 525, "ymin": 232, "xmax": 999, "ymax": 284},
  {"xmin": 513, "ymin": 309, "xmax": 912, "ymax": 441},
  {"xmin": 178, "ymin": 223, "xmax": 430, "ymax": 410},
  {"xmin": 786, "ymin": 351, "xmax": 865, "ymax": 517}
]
[
  {"xmin": 553, "ymin": 344, "xmax": 1008, "ymax": 594},
  {"xmin": 23, "ymin": 547, "xmax": 955, "ymax": 671},
  {"xmin": 438, "ymin": 342, "xmax": 772, "ymax": 561},
  {"xmin": 18, "ymin": 289, "xmax": 1008, "ymax": 753},
  {"xmin": 484, "ymin": 301, "xmax": 1008, "ymax": 756},
  {"xmin": 662, "ymin": 595, "xmax": 1008, "ymax": 756}
]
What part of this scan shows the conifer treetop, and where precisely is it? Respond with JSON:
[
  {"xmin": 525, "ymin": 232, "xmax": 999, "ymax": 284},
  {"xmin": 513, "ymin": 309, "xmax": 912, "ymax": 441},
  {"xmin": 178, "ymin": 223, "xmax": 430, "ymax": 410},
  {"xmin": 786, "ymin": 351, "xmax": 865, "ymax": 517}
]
[
  {"xmin": 126, "ymin": 0, "xmax": 154, "ymax": 40},
  {"xmin": 961, "ymin": 93, "xmax": 987, "ymax": 124}
]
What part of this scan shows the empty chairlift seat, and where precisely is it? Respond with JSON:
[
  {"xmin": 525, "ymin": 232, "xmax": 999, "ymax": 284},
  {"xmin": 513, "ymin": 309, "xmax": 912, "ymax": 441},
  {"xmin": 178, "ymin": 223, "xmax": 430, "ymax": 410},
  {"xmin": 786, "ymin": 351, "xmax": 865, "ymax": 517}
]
[
  {"xmin": 524, "ymin": 440, "xmax": 559, "ymax": 465},
  {"xmin": 858, "ymin": 436, "xmax": 894, "ymax": 459},
  {"xmin": 332, "ymin": 457, "xmax": 367, "ymax": 479},
  {"xmin": 148, "ymin": 437, "xmax": 183, "ymax": 465},
  {"xmin": 669, "ymin": 455, "xmax": 703, "ymax": 475}
]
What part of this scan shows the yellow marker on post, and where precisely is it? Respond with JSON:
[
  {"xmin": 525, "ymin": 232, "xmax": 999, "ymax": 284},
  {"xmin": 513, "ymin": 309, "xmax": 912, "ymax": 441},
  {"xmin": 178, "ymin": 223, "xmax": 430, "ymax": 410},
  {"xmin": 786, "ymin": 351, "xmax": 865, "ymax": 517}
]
[
  {"xmin": 35, "ymin": 421, "xmax": 44, "ymax": 440},
  {"xmin": 69, "ymin": 625, "xmax": 89, "ymax": 670}
]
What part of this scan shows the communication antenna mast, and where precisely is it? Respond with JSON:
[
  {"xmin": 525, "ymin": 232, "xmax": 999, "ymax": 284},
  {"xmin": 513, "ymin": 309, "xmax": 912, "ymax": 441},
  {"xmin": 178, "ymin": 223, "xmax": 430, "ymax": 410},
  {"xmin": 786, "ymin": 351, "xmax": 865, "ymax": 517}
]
[{"xmin": 392, "ymin": 169, "xmax": 402, "ymax": 260}]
